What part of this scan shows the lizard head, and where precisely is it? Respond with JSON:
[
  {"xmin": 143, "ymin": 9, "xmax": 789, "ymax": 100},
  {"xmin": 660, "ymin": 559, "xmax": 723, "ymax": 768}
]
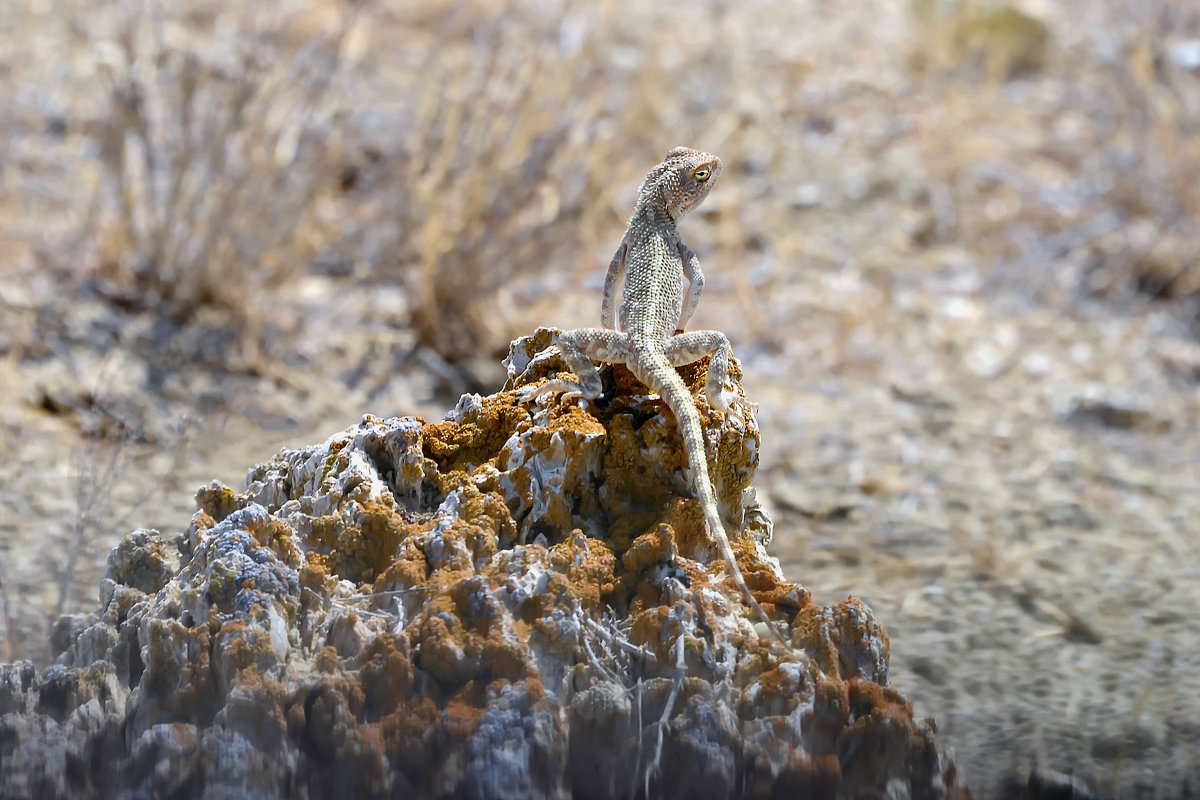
[{"xmin": 638, "ymin": 146, "xmax": 722, "ymax": 221}]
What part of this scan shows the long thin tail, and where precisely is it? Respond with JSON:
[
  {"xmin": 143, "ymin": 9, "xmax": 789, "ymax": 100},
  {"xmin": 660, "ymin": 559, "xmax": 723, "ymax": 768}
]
[{"xmin": 643, "ymin": 354, "xmax": 786, "ymax": 644}]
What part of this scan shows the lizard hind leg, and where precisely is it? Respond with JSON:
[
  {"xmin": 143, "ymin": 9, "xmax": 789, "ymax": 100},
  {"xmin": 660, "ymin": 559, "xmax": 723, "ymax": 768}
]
[
  {"xmin": 516, "ymin": 328, "xmax": 629, "ymax": 404},
  {"xmin": 663, "ymin": 330, "xmax": 736, "ymax": 415}
]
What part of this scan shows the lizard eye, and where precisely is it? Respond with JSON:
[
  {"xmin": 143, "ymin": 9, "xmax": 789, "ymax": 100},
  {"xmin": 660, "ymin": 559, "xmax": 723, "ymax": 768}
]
[{"xmin": 694, "ymin": 167, "xmax": 711, "ymax": 181}]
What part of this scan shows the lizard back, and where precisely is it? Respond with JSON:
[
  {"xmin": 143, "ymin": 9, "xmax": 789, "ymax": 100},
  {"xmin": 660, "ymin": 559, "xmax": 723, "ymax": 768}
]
[{"xmin": 619, "ymin": 216, "xmax": 685, "ymax": 342}]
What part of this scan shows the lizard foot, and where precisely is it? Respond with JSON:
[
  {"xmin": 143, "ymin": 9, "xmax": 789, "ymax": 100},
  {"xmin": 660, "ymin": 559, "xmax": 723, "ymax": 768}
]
[
  {"xmin": 517, "ymin": 379, "xmax": 588, "ymax": 406},
  {"xmin": 707, "ymin": 388, "xmax": 741, "ymax": 418}
]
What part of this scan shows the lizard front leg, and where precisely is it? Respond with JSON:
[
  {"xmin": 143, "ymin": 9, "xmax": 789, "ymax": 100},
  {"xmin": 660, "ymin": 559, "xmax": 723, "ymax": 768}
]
[
  {"xmin": 600, "ymin": 241, "xmax": 628, "ymax": 331},
  {"xmin": 678, "ymin": 242, "xmax": 704, "ymax": 331},
  {"xmin": 516, "ymin": 328, "xmax": 629, "ymax": 404},
  {"xmin": 663, "ymin": 330, "xmax": 737, "ymax": 415}
]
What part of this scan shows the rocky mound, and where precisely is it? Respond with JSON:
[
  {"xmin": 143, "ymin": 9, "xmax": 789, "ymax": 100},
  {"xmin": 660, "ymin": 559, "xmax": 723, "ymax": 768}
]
[{"xmin": 0, "ymin": 330, "xmax": 970, "ymax": 799}]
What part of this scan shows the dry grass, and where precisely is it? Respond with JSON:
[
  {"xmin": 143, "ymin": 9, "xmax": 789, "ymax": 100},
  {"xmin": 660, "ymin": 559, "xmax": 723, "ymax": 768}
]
[
  {"xmin": 22, "ymin": 0, "xmax": 718, "ymax": 373},
  {"xmin": 1080, "ymin": 4, "xmax": 1200, "ymax": 307},
  {"xmin": 3, "ymin": 0, "xmax": 613, "ymax": 371},
  {"xmin": 329, "ymin": 5, "xmax": 603, "ymax": 368},
  {"xmin": 73, "ymin": 1, "xmax": 359, "ymax": 365}
]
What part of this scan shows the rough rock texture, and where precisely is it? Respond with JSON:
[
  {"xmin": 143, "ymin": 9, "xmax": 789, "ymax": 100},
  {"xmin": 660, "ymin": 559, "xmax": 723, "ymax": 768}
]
[{"xmin": 0, "ymin": 330, "xmax": 970, "ymax": 799}]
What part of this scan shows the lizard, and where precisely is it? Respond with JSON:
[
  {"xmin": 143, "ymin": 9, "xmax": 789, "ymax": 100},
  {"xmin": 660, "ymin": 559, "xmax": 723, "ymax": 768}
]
[{"xmin": 517, "ymin": 146, "xmax": 786, "ymax": 644}]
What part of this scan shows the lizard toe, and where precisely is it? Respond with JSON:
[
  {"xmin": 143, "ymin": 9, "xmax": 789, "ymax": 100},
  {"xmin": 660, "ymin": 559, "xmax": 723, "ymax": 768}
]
[
  {"xmin": 518, "ymin": 379, "xmax": 589, "ymax": 407},
  {"xmin": 710, "ymin": 389, "xmax": 739, "ymax": 417},
  {"xmin": 515, "ymin": 384, "xmax": 544, "ymax": 405}
]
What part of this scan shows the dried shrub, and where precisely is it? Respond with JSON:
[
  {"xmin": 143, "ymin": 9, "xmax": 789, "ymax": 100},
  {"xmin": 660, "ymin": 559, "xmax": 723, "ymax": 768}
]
[
  {"xmin": 1079, "ymin": 4, "xmax": 1200, "ymax": 310},
  {"xmin": 81, "ymin": 1, "xmax": 357, "ymax": 341},
  {"xmin": 909, "ymin": 0, "xmax": 1052, "ymax": 82},
  {"xmin": 71, "ymin": 0, "xmax": 633, "ymax": 372},
  {"xmin": 326, "ymin": 4, "xmax": 616, "ymax": 368}
]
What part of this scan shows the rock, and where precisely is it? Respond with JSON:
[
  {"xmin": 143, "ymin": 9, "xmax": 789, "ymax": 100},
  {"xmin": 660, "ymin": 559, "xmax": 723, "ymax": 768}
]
[
  {"xmin": 1152, "ymin": 337, "xmax": 1200, "ymax": 382},
  {"xmin": 1014, "ymin": 768, "xmax": 1114, "ymax": 800},
  {"xmin": 1170, "ymin": 40, "xmax": 1200, "ymax": 71},
  {"xmin": 1063, "ymin": 396, "xmax": 1169, "ymax": 432},
  {"xmin": 0, "ymin": 330, "xmax": 971, "ymax": 799}
]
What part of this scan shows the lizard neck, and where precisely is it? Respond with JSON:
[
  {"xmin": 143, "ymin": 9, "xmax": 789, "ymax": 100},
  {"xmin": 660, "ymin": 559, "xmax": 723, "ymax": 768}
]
[{"xmin": 632, "ymin": 200, "xmax": 678, "ymax": 231}]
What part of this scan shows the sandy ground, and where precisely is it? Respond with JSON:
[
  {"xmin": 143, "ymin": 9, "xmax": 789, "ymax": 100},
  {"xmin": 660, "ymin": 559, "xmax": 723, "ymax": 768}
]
[{"xmin": 2, "ymin": 1, "xmax": 1199, "ymax": 797}]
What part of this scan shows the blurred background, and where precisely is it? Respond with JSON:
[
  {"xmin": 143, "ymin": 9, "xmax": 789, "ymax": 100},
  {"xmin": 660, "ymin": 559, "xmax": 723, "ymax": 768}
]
[{"xmin": 1, "ymin": 0, "xmax": 1198, "ymax": 796}]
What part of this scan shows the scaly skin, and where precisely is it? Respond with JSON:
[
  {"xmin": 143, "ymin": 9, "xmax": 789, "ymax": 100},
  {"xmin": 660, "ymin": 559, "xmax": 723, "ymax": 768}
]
[{"xmin": 518, "ymin": 147, "xmax": 785, "ymax": 644}]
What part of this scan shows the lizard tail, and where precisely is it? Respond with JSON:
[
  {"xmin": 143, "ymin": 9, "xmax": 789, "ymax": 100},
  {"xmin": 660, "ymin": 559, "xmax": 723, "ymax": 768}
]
[{"xmin": 640, "ymin": 352, "xmax": 786, "ymax": 645}]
